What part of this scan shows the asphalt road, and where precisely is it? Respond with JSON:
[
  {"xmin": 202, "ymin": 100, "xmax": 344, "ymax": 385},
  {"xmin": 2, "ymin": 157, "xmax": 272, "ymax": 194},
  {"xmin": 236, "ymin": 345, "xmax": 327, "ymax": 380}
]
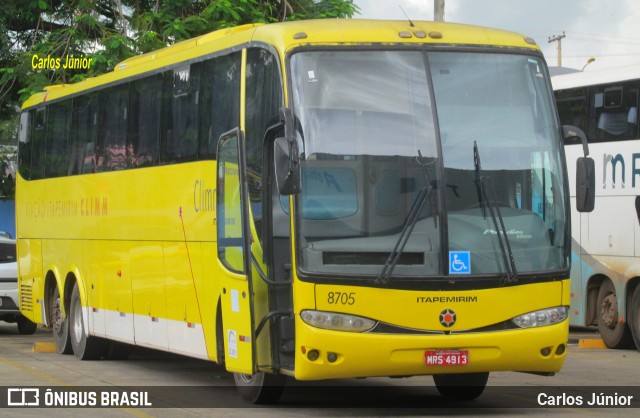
[{"xmin": 0, "ymin": 322, "xmax": 638, "ymax": 417}]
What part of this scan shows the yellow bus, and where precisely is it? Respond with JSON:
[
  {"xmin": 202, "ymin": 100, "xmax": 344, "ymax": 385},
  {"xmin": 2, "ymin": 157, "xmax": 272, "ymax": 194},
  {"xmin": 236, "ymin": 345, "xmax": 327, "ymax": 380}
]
[{"xmin": 16, "ymin": 19, "xmax": 594, "ymax": 403}]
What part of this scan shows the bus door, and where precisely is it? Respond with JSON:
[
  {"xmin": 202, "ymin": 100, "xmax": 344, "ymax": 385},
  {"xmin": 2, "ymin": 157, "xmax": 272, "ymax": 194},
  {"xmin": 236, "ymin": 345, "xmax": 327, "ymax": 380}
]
[{"xmin": 216, "ymin": 128, "xmax": 256, "ymax": 374}]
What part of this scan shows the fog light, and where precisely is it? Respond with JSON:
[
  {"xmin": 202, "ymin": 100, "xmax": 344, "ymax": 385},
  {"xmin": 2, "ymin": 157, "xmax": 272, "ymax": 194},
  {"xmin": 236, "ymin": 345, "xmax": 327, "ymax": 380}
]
[
  {"xmin": 540, "ymin": 347, "xmax": 551, "ymax": 356},
  {"xmin": 555, "ymin": 344, "xmax": 566, "ymax": 355},
  {"xmin": 307, "ymin": 349, "xmax": 319, "ymax": 361},
  {"xmin": 327, "ymin": 352, "xmax": 338, "ymax": 363}
]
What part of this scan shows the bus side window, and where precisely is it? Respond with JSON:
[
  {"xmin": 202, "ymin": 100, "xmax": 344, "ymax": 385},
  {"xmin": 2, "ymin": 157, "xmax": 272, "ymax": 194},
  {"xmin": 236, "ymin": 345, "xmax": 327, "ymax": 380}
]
[
  {"xmin": 161, "ymin": 65, "xmax": 199, "ymax": 163},
  {"xmin": 45, "ymin": 100, "xmax": 72, "ymax": 178},
  {"xmin": 30, "ymin": 107, "xmax": 47, "ymax": 180},
  {"xmin": 71, "ymin": 95, "xmax": 98, "ymax": 175},
  {"xmin": 555, "ymin": 88, "xmax": 587, "ymax": 145},
  {"xmin": 128, "ymin": 75, "xmax": 162, "ymax": 168},
  {"xmin": 97, "ymin": 86, "xmax": 129, "ymax": 171},
  {"xmin": 626, "ymin": 87, "xmax": 639, "ymax": 138},
  {"xmin": 590, "ymin": 84, "xmax": 639, "ymax": 141},
  {"xmin": 198, "ymin": 52, "xmax": 241, "ymax": 160},
  {"xmin": 246, "ymin": 47, "xmax": 283, "ymax": 245},
  {"xmin": 18, "ymin": 111, "xmax": 32, "ymax": 179}
]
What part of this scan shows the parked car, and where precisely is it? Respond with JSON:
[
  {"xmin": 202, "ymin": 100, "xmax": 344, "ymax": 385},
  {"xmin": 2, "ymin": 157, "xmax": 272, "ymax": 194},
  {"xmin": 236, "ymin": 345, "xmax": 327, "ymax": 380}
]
[{"xmin": 0, "ymin": 235, "xmax": 37, "ymax": 334}]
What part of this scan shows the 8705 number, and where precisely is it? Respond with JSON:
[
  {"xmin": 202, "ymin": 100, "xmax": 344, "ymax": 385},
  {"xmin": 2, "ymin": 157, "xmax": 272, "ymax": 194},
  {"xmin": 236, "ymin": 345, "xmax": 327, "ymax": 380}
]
[{"xmin": 327, "ymin": 291, "xmax": 356, "ymax": 305}]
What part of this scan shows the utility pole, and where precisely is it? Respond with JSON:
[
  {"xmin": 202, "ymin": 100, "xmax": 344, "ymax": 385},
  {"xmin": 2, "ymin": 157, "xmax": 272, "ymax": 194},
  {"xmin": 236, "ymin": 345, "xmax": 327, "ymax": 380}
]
[
  {"xmin": 548, "ymin": 32, "xmax": 566, "ymax": 67},
  {"xmin": 434, "ymin": 0, "xmax": 445, "ymax": 22}
]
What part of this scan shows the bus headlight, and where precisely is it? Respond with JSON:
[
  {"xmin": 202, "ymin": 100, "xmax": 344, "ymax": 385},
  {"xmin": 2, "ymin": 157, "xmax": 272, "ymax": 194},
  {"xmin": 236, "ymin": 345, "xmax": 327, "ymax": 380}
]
[
  {"xmin": 511, "ymin": 306, "xmax": 568, "ymax": 328},
  {"xmin": 301, "ymin": 310, "xmax": 376, "ymax": 332}
]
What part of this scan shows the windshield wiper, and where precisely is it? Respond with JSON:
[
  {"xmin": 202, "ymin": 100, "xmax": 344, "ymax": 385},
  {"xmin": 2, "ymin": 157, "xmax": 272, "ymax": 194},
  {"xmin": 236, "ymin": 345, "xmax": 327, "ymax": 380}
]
[
  {"xmin": 473, "ymin": 141, "xmax": 518, "ymax": 285},
  {"xmin": 376, "ymin": 151, "xmax": 435, "ymax": 285}
]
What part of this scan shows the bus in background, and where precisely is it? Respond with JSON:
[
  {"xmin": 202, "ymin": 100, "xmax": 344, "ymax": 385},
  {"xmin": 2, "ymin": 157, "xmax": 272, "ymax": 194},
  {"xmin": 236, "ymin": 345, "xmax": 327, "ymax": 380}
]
[
  {"xmin": 16, "ymin": 19, "xmax": 592, "ymax": 404},
  {"xmin": 553, "ymin": 64, "xmax": 640, "ymax": 350}
]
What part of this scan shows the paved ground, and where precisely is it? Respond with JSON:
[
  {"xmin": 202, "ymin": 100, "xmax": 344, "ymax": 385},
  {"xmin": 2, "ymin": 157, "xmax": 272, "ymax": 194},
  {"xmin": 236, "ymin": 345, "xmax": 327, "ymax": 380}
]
[{"xmin": 0, "ymin": 322, "xmax": 638, "ymax": 417}]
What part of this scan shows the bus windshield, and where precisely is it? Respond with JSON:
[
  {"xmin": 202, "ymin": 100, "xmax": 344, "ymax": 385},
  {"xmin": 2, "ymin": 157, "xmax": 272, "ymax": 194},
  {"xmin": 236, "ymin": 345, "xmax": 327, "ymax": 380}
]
[{"xmin": 289, "ymin": 49, "xmax": 568, "ymax": 280}]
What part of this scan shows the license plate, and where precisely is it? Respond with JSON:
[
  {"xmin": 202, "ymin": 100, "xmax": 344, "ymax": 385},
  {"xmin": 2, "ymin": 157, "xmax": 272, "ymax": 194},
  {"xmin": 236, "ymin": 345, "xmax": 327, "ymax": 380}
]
[{"xmin": 425, "ymin": 349, "xmax": 469, "ymax": 366}]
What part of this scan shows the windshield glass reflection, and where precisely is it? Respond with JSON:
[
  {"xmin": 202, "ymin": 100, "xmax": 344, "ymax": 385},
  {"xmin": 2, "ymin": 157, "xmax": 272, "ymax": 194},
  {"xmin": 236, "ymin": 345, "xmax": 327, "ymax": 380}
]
[{"xmin": 289, "ymin": 50, "xmax": 567, "ymax": 280}]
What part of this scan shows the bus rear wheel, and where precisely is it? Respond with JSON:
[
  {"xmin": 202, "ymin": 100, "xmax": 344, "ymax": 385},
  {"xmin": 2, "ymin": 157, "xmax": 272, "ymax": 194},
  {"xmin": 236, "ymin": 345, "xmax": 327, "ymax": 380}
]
[
  {"xmin": 233, "ymin": 372, "xmax": 285, "ymax": 404},
  {"xmin": 17, "ymin": 316, "xmax": 37, "ymax": 335},
  {"xmin": 103, "ymin": 341, "xmax": 132, "ymax": 360},
  {"xmin": 433, "ymin": 372, "xmax": 489, "ymax": 401},
  {"xmin": 629, "ymin": 286, "xmax": 640, "ymax": 351},
  {"xmin": 597, "ymin": 279, "xmax": 633, "ymax": 349},
  {"xmin": 50, "ymin": 285, "xmax": 72, "ymax": 354},
  {"xmin": 69, "ymin": 283, "xmax": 106, "ymax": 360}
]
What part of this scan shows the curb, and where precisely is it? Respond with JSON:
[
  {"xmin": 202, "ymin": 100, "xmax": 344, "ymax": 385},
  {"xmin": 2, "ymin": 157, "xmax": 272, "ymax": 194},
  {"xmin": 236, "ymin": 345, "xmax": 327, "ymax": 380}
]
[
  {"xmin": 32, "ymin": 342, "xmax": 57, "ymax": 353},
  {"xmin": 577, "ymin": 339, "xmax": 607, "ymax": 349}
]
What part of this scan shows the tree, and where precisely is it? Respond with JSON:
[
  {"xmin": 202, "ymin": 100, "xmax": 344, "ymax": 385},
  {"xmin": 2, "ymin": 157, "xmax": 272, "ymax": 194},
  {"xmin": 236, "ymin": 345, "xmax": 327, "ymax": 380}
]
[{"xmin": 0, "ymin": 0, "xmax": 359, "ymax": 142}]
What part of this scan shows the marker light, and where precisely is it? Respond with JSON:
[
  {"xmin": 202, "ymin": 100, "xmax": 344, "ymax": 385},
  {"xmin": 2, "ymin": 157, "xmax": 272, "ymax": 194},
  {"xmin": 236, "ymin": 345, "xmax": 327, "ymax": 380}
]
[
  {"xmin": 301, "ymin": 310, "xmax": 376, "ymax": 332},
  {"xmin": 511, "ymin": 307, "xmax": 568, "ymax": 328}
]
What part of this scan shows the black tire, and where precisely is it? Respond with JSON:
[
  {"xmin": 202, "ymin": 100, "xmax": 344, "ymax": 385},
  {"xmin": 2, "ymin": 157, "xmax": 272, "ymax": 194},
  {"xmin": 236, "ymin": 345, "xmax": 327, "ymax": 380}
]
[
  {"xmin": 103, "ymin": 341, "xmax": 132, "ymax": 360},
  {"xmin": 51, "ymin": 285, "xmax": 72, "ymax": 354},
  {"xmin": 69, "ymin": 283, "xmax": 105, "ymax": 360},
  {"xmin": 17, "ymin": 316, "xmax": 38, "ymax": 335},
  {"xmin": 629, "ymin": 286, "xmax": 640, "ymax": 351},
  {"xmin": 433, "ymin": 372, "xmax": 489, "ymax": 401},
  {"xmin": 233, "ymin": 372, "xmax": 285, "ymax": 404},
  {"xmin": 215, "ymin": 303, "xmax": 225, "ymax": 367},
  {"xmin": 597, "ymin": 279, "xmax": 634, "ymax": 349}
]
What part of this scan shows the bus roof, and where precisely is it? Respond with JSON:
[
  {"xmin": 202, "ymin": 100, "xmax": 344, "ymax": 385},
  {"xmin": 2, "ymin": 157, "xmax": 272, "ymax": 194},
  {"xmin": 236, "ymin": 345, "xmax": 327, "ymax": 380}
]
[
  {"xmin": 551, "ymin": 63, "xmax": 640, "ymax": 91},
  {"xmin": 252, "ymin": 18, "xmax": 538, "ymax": 51},
  {"xmin": 22, "ymin": 19, "xmax": 540, "ymax": 109}
]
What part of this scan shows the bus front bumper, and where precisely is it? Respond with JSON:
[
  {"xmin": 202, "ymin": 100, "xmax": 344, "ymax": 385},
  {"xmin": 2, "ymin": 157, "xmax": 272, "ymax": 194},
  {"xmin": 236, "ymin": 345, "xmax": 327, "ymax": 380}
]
[{"xmin": 294, "ymin": 319, "xmax": 568, "ymax": 380}]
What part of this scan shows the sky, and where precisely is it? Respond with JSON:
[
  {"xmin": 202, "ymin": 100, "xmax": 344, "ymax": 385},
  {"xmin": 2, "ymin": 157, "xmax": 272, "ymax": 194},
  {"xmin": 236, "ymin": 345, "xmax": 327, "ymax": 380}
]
[{"xmin": 353, "ymin": 0, "xmax": 640, "ymax": 71}]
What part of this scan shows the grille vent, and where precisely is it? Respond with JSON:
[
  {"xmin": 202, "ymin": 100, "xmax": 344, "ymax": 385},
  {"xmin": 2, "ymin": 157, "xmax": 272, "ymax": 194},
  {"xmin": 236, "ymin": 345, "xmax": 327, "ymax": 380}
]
[{"xmin": 20, "ymin": 284, "xmax": 33, "ymax": 312}]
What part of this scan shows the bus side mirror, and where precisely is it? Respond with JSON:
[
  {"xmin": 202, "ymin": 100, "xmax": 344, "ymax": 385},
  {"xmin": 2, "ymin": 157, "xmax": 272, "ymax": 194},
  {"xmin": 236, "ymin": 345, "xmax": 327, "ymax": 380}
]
[
  {"xmin": 274, "ymin": 137, "xmax": 301, "ymax": 195},
  {"xmin": 576, "ymin": 156, "xmax": 595, "ymax": 213},
  {"xmin": 562, "ymin": 125, "xmax": 589, "ymax": 157},
  {"xmin": 562, "ymin": 125, "xmax": 594, "ymax": 212}
]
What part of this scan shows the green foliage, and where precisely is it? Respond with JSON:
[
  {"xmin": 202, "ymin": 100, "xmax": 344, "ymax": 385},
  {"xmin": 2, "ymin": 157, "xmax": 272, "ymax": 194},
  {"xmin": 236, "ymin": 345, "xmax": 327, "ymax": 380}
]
[
  {"xmin": 0, "ymin": 118, "xmax": 18, "ymax": 145},
  {"xmin": 0, "ymin": 0, "xmax": 359, "ymax": 124},
  {"xmin": 0, "ymin": 120, "xmax": 17, "ymax": 198},
  {"xmin": 1, "ymin": 171, "xmax": 15, "ymax": 200}
]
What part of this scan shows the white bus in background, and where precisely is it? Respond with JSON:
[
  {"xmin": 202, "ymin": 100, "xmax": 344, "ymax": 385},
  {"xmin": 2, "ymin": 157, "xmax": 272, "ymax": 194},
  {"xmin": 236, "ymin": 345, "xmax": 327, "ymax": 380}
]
[{"xmin": 553, "ymin": 64, "xmax": 640, "ymax": 350}]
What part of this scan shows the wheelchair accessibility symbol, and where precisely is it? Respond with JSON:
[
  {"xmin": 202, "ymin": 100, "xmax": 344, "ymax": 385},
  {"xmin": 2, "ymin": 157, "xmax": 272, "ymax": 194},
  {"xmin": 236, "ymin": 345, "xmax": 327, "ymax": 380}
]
[{"xmin": 449, "ymin": 251, "xmax": 471, "ymax": 274}]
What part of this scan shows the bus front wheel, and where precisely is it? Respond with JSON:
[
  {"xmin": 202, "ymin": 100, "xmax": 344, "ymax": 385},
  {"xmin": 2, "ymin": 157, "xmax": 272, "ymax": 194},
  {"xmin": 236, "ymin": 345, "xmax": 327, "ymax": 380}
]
[
  {"xmin": 69, "ymin": 283, "xmax": 106, "ymax": 360},
  {"xmin": 597, "ymin": 279, "xmax": 633, "ymax": 349},
  {"xmin": 629, "ymin": 286, "xmax": 640, "ymax": 351},
  {"xmin": 233, "ymin": 372, "xmax": 285, "ymax": 404},
  {"xmin": 433, "ymin": 372, "xmax": 489, "ymax": 401},
  {"xmin": 50, "ymin": 286, "xmax": 72, "ymax": 354}
]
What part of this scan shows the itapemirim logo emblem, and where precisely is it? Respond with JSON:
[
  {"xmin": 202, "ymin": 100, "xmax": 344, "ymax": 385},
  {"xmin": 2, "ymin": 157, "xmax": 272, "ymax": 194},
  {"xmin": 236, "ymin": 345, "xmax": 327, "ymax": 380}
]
[{"xmin": 439, "ymin": 308, "xmax": 457, "ymax": 327}]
